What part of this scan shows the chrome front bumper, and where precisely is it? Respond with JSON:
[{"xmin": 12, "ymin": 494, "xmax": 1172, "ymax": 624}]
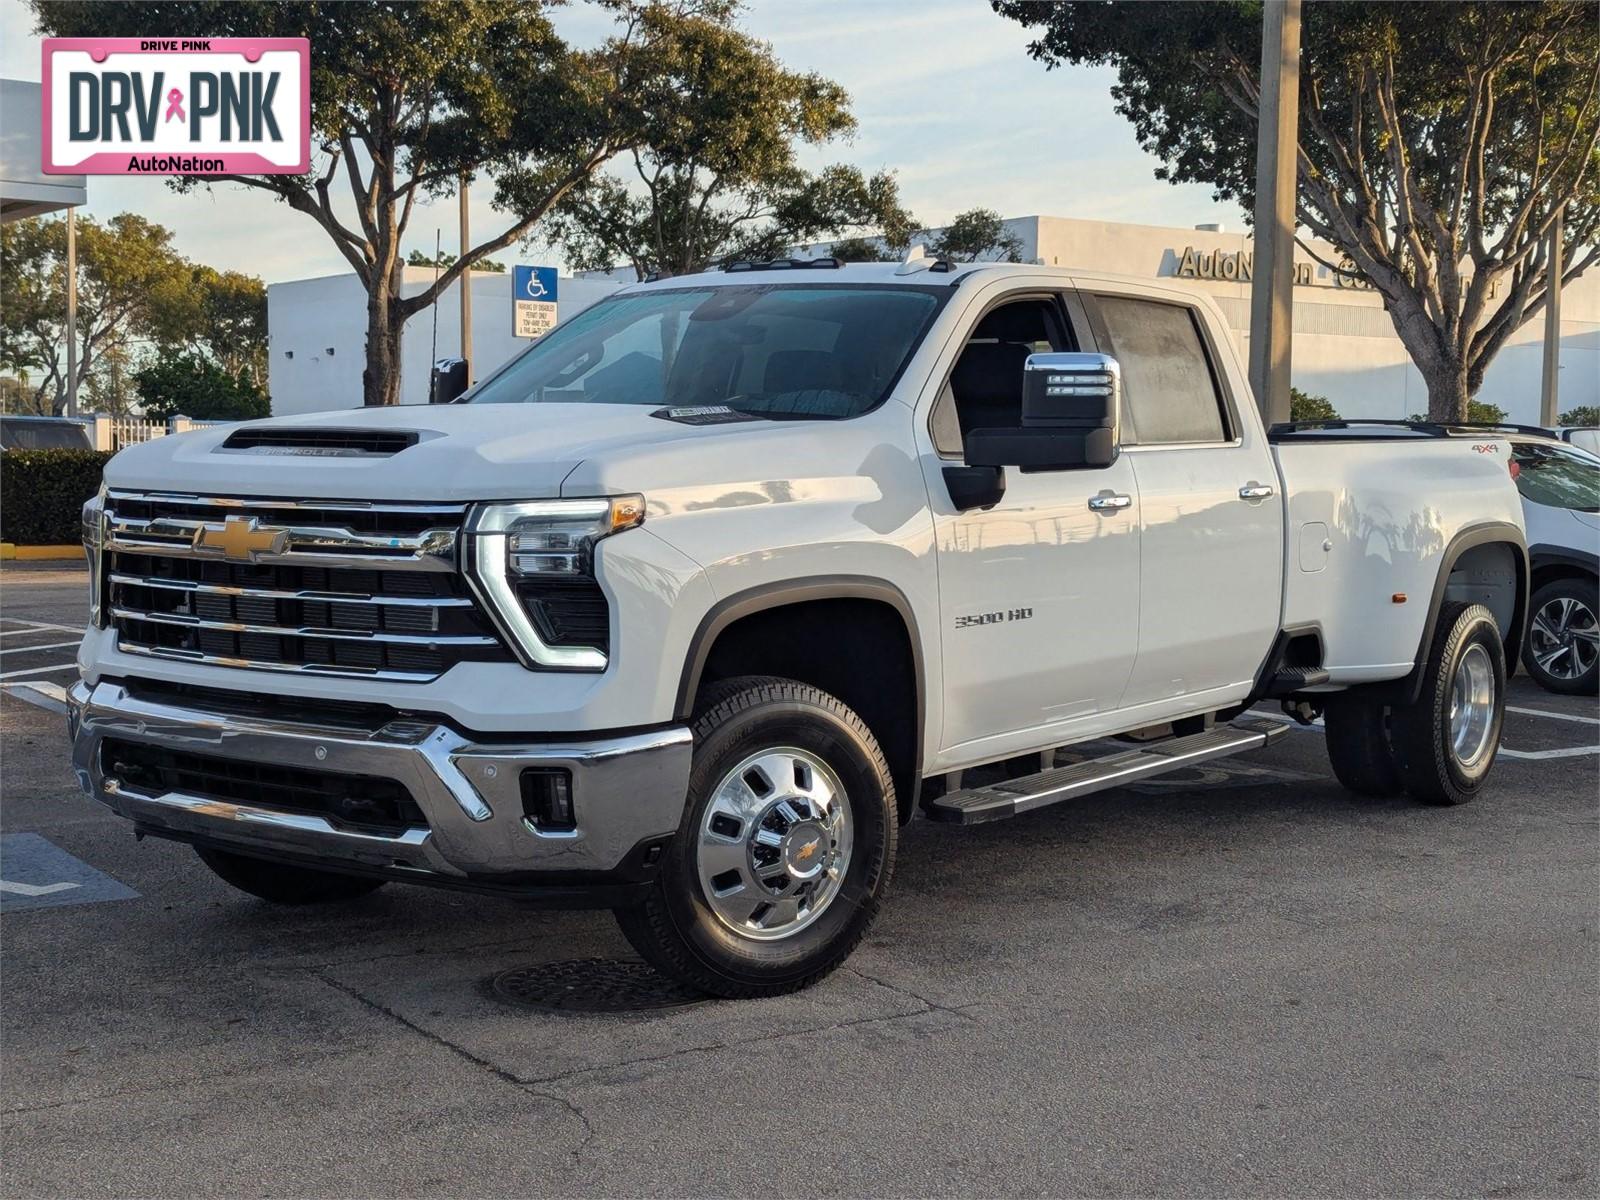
[{"xmin": 67, "ymin": 680, "xmax": 692, "ymax": 889}]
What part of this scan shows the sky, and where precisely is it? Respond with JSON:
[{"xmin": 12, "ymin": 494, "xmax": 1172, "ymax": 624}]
[{"xmin": 0, "ymin": 0, "xmax": 1247, "ymax": 284}]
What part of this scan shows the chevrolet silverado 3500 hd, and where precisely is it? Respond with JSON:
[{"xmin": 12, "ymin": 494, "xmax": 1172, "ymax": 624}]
[{"xmin": 69, "ymin": 259, "xmax": 1528, "ymax": 997}]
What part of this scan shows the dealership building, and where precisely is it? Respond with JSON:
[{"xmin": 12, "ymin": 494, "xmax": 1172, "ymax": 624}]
[{"xmin": 269, "ymin": 214, "xmax": 1596, "ymax": 422}]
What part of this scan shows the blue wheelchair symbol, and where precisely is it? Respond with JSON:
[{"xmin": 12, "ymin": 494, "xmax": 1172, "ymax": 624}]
[{"xmin": 514, "ymin": 265, "xmax": 558, "ymax": 303}]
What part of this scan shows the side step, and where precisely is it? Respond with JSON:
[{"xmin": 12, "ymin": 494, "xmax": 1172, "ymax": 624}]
[
  {"xmin": 925, "ymin": 717, "xmax": 1289, "ymax": 825},
  {"xmin": 1264, "ymin": 665, "xmax": 1331, "ymax": 695}
]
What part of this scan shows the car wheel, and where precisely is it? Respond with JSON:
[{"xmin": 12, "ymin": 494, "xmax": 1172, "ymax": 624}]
[
  {"xmin": 1521, "ymin": 577, "xmax": 1599, "ymax": 696},
  {"xmin": 615, "ymin": 675, "xmax": 896, "ymax": 999},
  {"xmin": 1389, "ymin": 603, "xmax": 1506, "ymax": 806},
  {"xmin": 195, "ymin": 846, "xmax": 387, "ymax": 904},
  {"xmin": 1323, "ymin": 694, "xmax": 1403, "ymax": 797}
]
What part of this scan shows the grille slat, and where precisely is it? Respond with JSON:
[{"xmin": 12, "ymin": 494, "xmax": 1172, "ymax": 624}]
[{"xmin": 106, "ymin": 493, "xmax": 512, "ymax": 681}]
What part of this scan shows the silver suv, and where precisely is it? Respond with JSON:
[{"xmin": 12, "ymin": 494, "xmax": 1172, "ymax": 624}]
[{"xmin": 1504, "ymin": 432, "xmax": 1599, "ymax": 694}]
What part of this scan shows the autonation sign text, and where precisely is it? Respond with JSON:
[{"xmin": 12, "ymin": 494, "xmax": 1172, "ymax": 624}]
[{"xmin": 42, "ymin": 38, "xmax": 309, "ymax": 175}]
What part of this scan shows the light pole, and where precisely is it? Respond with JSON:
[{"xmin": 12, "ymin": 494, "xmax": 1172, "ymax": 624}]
[
  {"xmin": 459, "ymin": 176, "xmax": 473, "ymax": 387},
  {"xmin": 1247, "ymin": 0, "xmax": 1302, "ymax": 427},
  {"xmin": 1540, "ymin": 206, "xmax": 1563, "ymax": 427},
  {"xmin": 65, "ymin": 206, "xmax": 78, "ymax": 418}
]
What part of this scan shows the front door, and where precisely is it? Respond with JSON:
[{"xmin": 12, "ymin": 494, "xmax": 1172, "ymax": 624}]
[{"xmin": 924, "ymin": 290, "xmax": 1142, "ymax": 764}]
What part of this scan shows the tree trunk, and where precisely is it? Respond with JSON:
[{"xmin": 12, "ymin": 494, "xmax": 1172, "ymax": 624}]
[
  {"xmin": 1421, "ymin": 360, "xmax": 1471, "ymax": 422},
  {"xmin": 362, "ymin": 287, "xmax": 404, "ymax": 406}
]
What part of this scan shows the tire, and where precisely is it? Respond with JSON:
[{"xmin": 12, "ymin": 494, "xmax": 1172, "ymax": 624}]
[
  {"xmin": 1323, "ymin": 694, "xmax": 1403, "ymax": 797},
  {"xmin": 195, "ymin": 846, "xmax": 387, "ymax": 905},
  {"xmin": 615, "ymin": 675, "xmax": 896, "ymax": 999},
  {"xmin": 1521, "ymin": 577, "xmax": 1599, "ymax": 696},
  {"xmin": 1388, "ymin": 602, "xmax": 1506, "ymax": 806}
]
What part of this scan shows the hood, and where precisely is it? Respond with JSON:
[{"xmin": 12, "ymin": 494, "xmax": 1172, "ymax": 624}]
[{"xmin": 102, "ymin": 403, "xmax": 779, "ymax": 501}]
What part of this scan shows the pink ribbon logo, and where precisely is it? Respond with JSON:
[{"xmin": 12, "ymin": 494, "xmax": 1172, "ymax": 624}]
[{"xmin": 164, "ymin": 87, "xmax": 185, "ymax": 123}]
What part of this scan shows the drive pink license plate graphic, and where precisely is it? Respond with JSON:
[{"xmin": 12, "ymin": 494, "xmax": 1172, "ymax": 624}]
[{"xmin": 42, "ymin": 38, "xmax": 309, "ymax": 175}]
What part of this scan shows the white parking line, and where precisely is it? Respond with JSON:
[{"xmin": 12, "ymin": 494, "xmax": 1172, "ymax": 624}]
[
  {"xmin": 0, "ymin": 680, "xmax": 70, "ymax": 714},
  {"xmin": 1499, "ymin": 746, "xmax": 1600, "ymax": 760},
  {"xmin": 0, "ymin": 640, "xmax": 81, "ymax": 655},
  {"xmin": 1505, "ymin": 705, "xmax": 1600, "ymax": 726},
  {"xmin": 1249, "ymin": 707, "xmax": 1597, "ymax": 760},
  {"xmin": 0, "ymin": 663, "xmax": 78, "ymax": 680},
  {"xmin": 0, "ymin": 619, "xmax": 83, "ymax": 634}
]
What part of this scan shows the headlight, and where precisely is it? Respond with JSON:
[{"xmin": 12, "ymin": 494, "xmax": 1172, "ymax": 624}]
[
  {"xmin": 81, "ymin": 485, "xmax": 107, "ymax": 628},
  {"xmin": 464, "ymin": 496, "xmax": 644, "ymax": 670}
]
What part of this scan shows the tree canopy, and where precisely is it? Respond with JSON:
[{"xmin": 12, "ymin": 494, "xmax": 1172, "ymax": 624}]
[
  {"xmin": 543, "ymin": 3, "xmax": 914, "ymax": 277},
  {"xmin": 994, "ymin": 0, "xmax": 1600, "ymax": 418},
  {"xmin": 134, "ymin": 351, "xmax": 270, "ymax": 421},
  {"xmin": 31, "ymin": 0, "xmax": 707, "ymax": 403},
  {"xmin": 924, "ymin": 208, "xmax": 1025, "ymax": 263}
]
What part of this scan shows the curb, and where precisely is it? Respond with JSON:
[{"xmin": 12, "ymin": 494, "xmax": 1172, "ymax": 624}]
[{"xmin": 0, "ymin": 544, "xmax": 82, "ymax": 562}]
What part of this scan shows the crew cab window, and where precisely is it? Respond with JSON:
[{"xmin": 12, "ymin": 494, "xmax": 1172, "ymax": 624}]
[
  {"xmin": 466, "ymin": 285, "xmax": 942, "ymax": 420},
  {"xmin": 1510, "ymin": 443, "xmax": 1600, "ymax": 512},
  {"xmin": 1095, "ymin": 296, "xmax": 1228, "ymax": 445},
  {"xmin": 932, "ymin": 296, "xmax": 1075, "ymax": 455}
]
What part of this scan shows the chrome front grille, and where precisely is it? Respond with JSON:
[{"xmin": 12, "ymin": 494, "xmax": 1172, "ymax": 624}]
[{"xmin": 103, "ymin": 491, "xmax": 513, "ymax": 680}]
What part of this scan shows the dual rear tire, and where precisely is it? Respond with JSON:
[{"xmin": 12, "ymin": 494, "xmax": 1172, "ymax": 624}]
[{"xmin": 1324, "ymin": 603, "xmax": 1506, "ymax": 806}]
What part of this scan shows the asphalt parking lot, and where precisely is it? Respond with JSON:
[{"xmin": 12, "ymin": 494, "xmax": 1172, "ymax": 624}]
[{"xmin": 2, "ymin": 560, "xmax": 1596, "ymax": 1199}]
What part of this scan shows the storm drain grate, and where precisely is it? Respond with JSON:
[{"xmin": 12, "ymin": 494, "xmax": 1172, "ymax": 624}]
[{"xmin": 489, "ymin": 958, "xmax": 709, "ymax": 1014}]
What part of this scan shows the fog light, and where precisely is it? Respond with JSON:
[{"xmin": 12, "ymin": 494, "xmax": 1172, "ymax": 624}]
[{"xmin": 521, "ymin": 768, "xmax": 575, "ymax": 832}]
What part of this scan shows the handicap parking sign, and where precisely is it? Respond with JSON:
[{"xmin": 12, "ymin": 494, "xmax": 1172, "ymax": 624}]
[{"xmin": 512, "ymin": 266, "xmax": 559, "ymax": 339}]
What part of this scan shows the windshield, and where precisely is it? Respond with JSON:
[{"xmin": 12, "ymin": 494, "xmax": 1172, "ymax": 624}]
[
  {"xmin": 0, "ymin": 418, "xmax": 92, "ymax": 451},
  {"xmin": 465, "ymin": 284, "xmax": 944, "ymax": 419},
  {"xmin": 1511, "ymin": 442, "xmax": 1600, "ymax": 512}
]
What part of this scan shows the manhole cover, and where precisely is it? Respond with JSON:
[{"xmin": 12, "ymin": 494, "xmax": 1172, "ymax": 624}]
[{"xmin": 489, "ymin": 957, "xmax": 708, "ymax": 1014}]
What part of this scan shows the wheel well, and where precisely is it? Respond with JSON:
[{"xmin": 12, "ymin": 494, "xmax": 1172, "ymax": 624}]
[
  {"xmin": 689, "ymin": 597, "xmax": 921, "ymax": 824},
  {"xmin": 1530, "ymin": 560, "xmax": 1598, "ymax": 595},
  {"xmin": 1444, "ymin": 541, "xmax": 1522, "ymax": 654}
]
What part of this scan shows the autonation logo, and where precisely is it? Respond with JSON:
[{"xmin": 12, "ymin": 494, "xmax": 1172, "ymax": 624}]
[{"xmin": 42, "ymin": 37, "xmax": 309, "ymax": 175}]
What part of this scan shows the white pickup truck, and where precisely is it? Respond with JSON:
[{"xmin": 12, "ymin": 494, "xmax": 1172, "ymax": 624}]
[{"xmin": 69, "ymin": 259, "xmax": 1528, "ymax": 997}]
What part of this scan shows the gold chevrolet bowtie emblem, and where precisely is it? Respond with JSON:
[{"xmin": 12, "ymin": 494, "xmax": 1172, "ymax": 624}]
[
  {"xmin": 193, "ymin": 515, "xmax": 289, "ymax": 562},
  {"xmin": 795, "ymin": 837, "xmax": 821, "ymax": 863}
]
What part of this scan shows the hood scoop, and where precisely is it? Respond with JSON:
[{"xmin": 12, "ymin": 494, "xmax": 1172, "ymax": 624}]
[{"xmin": 220, "ymin": 427, "xmax": 420, "ymax": 457}]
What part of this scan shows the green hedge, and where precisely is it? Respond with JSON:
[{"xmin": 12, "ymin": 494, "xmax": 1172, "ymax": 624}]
[{"xmin": 0, "ymin": 449, "xmax": 113, "ymax": 545}]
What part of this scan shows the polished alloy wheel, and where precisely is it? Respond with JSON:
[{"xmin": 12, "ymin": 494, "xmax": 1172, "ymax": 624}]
[
  {"xmin": 695, "ymin": 747, "xmax": 853, "ymax": 941},
  {"xmin": 1448, "ymin": 642, "xmax": 1497, "ymax": 769},
  {"xmin": 1528, "ymin": 595, "xmax": 1599, "ymax": 681}
]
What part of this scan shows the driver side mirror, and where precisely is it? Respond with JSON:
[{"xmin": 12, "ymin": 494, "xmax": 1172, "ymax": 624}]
[{"xmin": 963, "ymin": 352, "xmax": 1121, "ymax": 470}]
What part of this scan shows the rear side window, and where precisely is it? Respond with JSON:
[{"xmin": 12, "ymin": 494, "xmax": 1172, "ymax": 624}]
[{"xmin": 1095, "ymin": 296, "xmax": 1227, "ymax": 445}]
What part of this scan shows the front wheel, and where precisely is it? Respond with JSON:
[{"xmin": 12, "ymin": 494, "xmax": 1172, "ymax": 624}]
[
  {"xmin": 1389, "ymin": 602, "xmax": 1506, "ymax": 806},
  {"xmin": 615, "ymin": 676, "xmax": 896, "ymax": 999}
]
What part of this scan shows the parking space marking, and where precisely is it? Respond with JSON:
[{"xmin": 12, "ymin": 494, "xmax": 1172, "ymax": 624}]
[
  {"xmin": 0, "ymin": 663, "xmax": 78, "ymax": 680},
  {"xmin": 0, "ymin": 640, "xmax": 81, "ymax": 655},
  {"xmin": 1499, "ymin": 745, "xmax": 1599, "ymax": 760},
  {"xmin": 0, "ymin": 833, "xmax": 138, "ymax": 913},
  {"xmin": 0, "ymin": 618, "xmax": 84, "ymax": 634},
  {"xmin": 1505, "ymin": 705, "xmax": 1600, "ymax": 726},
  {"xmin": 1, "ymin": 680, "xmax": 70, "ymax": 713},
  {"xmin": 1249, "ymin": 707, "xmax": 1598, "ymax": 760}
]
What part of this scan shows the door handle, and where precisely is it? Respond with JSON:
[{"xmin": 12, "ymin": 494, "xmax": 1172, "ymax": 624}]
[
  {"xmin": 1088, "ymin": 493, "xmax": 1132, "ymax": 512},
  {"xmin": 1238, "ymin": 483, "xmax": 1275, "ymax": 500}
]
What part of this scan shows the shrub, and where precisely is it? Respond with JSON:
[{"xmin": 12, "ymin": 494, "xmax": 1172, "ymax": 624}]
[
  {"xmin": 0, "ymin": 449, "xmax": 112, "ymax": 545},
  {"xmin": 1558, "ymin": 405, "xmax": 1599, "ymax": 427},
  {"xmin": 1289, "ymin": 388, "xmax": 1338, "ymax": 422}
]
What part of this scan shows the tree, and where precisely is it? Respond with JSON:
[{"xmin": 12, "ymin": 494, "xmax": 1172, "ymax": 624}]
[
  {"xmin": 1409, "ymin": 400, "xmax": 1508, "ymax": 423},
  {"xmin": 544, "ymin": 4, "xmax": 915, "ymax": 278},
  {"xmin": 134, "ymin": 352, "xmax": 270, "ymax": 420},
  {"xmin": 924, "ymin": 208, "xmax": 1025, "ymax": 262},
  {"xmin": 1558, "ymin": 405, "xmax": 1599, "ymax": 427},
  {"xmin": 406, "ymin": 249, "xmax": 506, "ymax": 272},
  {"xmin": 1289, "ymin": 387, "xmax": 1338, "ymax": 422},
  {"xmin": 33, "ymin": 1, "xmax": 692, "ymax": 405},
  {"xmin": 828, "ymin": 236, "xmax": 898, "ymax": 263},
  {"xmin": 994, "ymin": 1, "xmax": 1600, "ymax": 420},
  {"xmin": 0, "ymin": 214, "xmax": 192, "ymax": 414},
  {"xmin": 146, "ymin": 266, "xmax": 269, "ymax": 388}
]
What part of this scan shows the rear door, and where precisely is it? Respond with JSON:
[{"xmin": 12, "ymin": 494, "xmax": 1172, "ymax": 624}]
[{"xmin": 1079, "ymin": 288, "xmax": 1283, "ymax": 709}]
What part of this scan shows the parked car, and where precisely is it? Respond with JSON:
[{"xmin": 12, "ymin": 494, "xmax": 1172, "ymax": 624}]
[
  {"xmin": 0, "ymin": 414, "xmax": 93, "ymax": 451},
  {"xmin": 1505, "ymin": 433, "xmax": 1598, "ymax": 694},
  {"xmin": 68, "ymin": 260, "xmax": 1528, "ymax": 997}
]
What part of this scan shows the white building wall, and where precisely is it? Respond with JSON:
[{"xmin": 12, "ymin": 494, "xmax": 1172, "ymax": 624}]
[{"xmin": 267, "ymin": 268, "xmax": 620, "ymax": 416}]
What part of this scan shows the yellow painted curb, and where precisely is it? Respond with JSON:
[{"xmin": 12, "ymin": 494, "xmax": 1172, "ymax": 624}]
[{"xmin": 0, "ymin": 543, "xmax": 82, "ymax": 561}]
